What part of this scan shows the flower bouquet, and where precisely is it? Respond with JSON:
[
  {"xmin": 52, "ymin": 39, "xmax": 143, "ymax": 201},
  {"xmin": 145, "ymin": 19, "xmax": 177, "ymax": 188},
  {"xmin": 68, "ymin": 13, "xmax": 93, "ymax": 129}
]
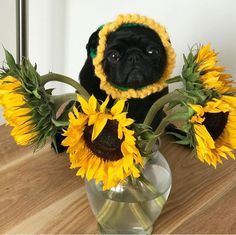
[{"xmin": 1, "ymin": 41, "xmax": 236, "ymax": 234}]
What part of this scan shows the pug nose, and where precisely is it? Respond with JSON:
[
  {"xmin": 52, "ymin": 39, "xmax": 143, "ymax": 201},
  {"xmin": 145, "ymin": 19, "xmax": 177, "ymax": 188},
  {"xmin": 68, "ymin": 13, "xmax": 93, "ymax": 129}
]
[{"xmin": 128, "ymin": 53, "xmax": 141, "ymax": 64}]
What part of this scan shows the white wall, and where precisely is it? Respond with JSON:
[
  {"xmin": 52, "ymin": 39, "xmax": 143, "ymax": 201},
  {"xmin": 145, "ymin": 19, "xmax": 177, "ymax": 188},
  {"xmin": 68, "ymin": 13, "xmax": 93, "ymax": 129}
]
[
  {"xmin": 0, "ymin": 0, "xmax": 16, "ymax": 125},
  {"xmin": 64, "ymin": 0, "xmax": 236, "ymax": 85},
  {"xmin": 0, "ymin": 0, "xmax": 16, "ymax": 66},
  {"xmin": 1, "ymin": 0, "xmax": 236, "ymax": 124},
  {"xmin": 28, "ymin": 0, "xmax": 68, "ymax": 93},
  {"xmin": 28, "ymin": 0, "xmax": 236, "ymax": 90}
]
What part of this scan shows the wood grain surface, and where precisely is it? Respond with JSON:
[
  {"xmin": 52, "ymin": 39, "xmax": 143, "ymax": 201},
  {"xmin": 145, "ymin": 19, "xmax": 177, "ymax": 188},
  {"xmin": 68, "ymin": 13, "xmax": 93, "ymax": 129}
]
[{"xmin": 0, "ymin": 125, "xmax": 235, "ymax": 234}]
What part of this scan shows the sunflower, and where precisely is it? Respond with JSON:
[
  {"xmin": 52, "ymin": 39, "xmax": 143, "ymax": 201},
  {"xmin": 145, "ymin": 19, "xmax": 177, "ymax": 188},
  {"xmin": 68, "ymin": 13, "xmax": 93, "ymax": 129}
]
[
  {"xmin": 0, "ymin": 76, "xmax": 38, "ymax": 145},
  {"xmin": 195, "ymin": 44, "xmax": 235, "ymax": 93},
  {"xmin": 0, "ymin": 50, "xmax": 62, "ymax": 149},
  {"xmin": 93, "ymin": 14, "xmax": 176, "ymax": 99},
  {"xmin": 189, "ymin": 95, "xmax": 236, "ymax": 167},
  {"xmin": 62, "ymin": 95, "xmax": 143, "ymax": 190}
]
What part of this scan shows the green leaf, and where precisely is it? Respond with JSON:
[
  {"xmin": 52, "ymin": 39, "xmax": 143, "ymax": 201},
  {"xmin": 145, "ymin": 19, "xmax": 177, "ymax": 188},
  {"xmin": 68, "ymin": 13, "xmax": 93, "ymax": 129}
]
[
  {"xmin": 133, "ymin": 123, "xmax": 153, "ymax": 134},
  {"xmin": 45, "ymin": 88, "xmax": 54, "ymax": 95},
  {"xmin": 38, "ymin": 104, "xmax": 51, "ymax": 116},
  {"xmin": 165, "ymin": 98, "xmax": 186, "ymax": 111},
  {"xmin": 166, "ymin": 76, "xmax": 182, "ymax": 84},
  {"xmin": 32, "ymin": 89, "xmax": 41, "ymax": 99},
  {"xmin": 180, "ymin": 123, "xmax": 192, "ymax": 133},
  {"xmin": 34, "ymin": 63, "xmax": 37, "ymax": 71},
  {"xmin": 182, "ymin": 67, "xmax": 194, "ymax": 78},
  {"xmin": 180, "ymin": 91, "xmax": 199, "ymax": 103},
  {"xmin": 34, "ymin": 116, "xmax": 51, "ymax": 131},
  {"xmin": 51, "ymin": 118, "xmax": 69, "ymax": 127},
  {"xmin": 142, "ymin": 132, "xmax": 158, "ymax": 140},
  {"xmin": 186, "ymin": 72, "xmax": 199, "ymax": 82},
  {"xmin": 175, "ymin": 138, "xmax": 191, "ymax": 145},
  {"xmin": 183, "ymin": 54, "xmax": 188, "ymax": 64},
  {"xmin": 167, "ymin": 109, "xmax": 193, "ymax": 122},
  {"xmin": 51, "ymin": 136, "xmax": 60, "ymax": 154},
  {"xmin": 166, "ymin": 131, "xmax": 186, "ymax": 140},
  {"xmin": 187, "ymin": 51, "xmax": 195, "ymax": 64},
  {"xmin": 187, "ymin": 90, "xmax": 208, "ymax": 103},
  {"xmin": 4, "ymin": 49, "xmax": 17, "ymax": 70}
]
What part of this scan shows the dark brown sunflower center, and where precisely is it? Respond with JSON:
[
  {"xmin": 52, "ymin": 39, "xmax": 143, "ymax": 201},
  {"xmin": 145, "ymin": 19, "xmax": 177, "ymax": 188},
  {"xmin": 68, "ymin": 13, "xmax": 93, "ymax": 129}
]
[
  {"xmin": 83, "ymin": 120, "xmax": 123, "ymax": 161},
  {"xmin": 203, "ymin": 112, "xmax": 229, "ymax": 140}
]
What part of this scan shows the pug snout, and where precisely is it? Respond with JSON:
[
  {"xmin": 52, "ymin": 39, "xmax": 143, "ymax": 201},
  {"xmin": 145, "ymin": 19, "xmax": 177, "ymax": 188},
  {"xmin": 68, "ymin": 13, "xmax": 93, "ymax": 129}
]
[
  {"xmin": 126, "ymin": 69, "xmax": 145, "ymax": 87},
  {"xmin": 127, "ymin": 53, "xmax": 142, "ymax": 64}
]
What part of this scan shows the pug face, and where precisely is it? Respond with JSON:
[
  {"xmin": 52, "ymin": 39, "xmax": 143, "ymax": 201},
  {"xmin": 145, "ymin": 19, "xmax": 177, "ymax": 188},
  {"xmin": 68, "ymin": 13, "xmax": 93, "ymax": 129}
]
[{"xmin": 102, "ymin": 26, "xmax": 167, "ymax": 89}]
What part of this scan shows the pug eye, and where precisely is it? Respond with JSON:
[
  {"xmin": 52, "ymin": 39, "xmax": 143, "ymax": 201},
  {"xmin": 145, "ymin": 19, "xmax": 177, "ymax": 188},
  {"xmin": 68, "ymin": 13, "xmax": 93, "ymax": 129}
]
[
  {"xmin": 147, "ymin": 48, "xmax": 159, "ymax": 56},
  {"xmin": 108, "ymin": 51, "xmax": 121, "ymax": 63}
]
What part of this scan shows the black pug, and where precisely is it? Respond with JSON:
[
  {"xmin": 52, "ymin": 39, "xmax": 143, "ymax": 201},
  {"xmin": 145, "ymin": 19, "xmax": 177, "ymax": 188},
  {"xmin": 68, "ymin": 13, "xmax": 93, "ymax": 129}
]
[
  {"xmin": 79, "ymin": 25, "xmax": 168, "ymax": 128},
  {"xmin": 52, "ymin": 25, "xmax": 170, "ymax": 153}
]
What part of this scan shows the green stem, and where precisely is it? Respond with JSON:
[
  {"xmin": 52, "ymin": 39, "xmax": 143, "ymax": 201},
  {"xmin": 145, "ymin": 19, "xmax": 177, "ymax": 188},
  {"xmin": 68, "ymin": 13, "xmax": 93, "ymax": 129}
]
[
  {"xmin": 154, "ymin": 117, "xmax": 171, "ymax": 136},
  {"xmin": 145, "ymin": 111, "xmax": 184, "ymax": 157},
  {"xmin": 97, "ymin": 177, "xmax": 153, "ymax": 231},
  {"xmin": 143, "ymin": 89, "xmax": 185, "ymax": 127},
  {"xmin": 138, "ymin": 174, "xmax": 166, "ymax": 209},
  {"xmin": 144, "ymin": 136, "xmax": 159, "ymax": 156},
  {"xmin": 41, "ymin": 72, "xmax": 90, "ymax": 100},
  {"xmin": 97, "ymin": 200, "xmax": 119, "ymax": 224},
  {"xmin": 129, "ymin": 203, "xmax": 153, "ymax": 229},
  {"xmin": 138, "ymin": 174, "xmax": 159, "ymax": 195},
  {"xmin": 97, "ymin": 172, "xmax": 168, "ymax": 232}
]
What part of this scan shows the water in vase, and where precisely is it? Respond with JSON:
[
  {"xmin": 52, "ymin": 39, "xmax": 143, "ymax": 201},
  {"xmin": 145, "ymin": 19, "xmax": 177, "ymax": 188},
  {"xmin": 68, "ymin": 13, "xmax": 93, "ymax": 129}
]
[{"xmin": 86, "ymin": 158, "xmax": 172, "ymax": 234}]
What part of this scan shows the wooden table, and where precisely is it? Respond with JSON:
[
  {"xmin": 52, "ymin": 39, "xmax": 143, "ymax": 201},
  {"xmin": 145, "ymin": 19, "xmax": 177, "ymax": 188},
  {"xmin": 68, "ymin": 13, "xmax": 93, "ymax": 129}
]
[{"xmin": 0, "ymin": 125, "xmax": 235, "ymax": 234}]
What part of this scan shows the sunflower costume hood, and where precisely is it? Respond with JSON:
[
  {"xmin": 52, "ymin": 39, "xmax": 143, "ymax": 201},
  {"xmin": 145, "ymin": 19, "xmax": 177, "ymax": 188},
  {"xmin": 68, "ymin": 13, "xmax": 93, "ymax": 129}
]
[{"xmin": 92, "ymin": 14, "xmax": 176, "ymax": 99}]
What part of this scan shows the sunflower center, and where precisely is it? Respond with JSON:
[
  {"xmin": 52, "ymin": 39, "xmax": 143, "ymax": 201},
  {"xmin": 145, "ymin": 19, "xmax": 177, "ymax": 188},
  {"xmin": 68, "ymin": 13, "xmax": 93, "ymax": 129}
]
[
  {"xmin": 203, "ymin": 112, "xmax": 229, "ymax": 140},
  {"xmin": 84, "ymin": 120, "xmax": 123, "ymax": 161}
]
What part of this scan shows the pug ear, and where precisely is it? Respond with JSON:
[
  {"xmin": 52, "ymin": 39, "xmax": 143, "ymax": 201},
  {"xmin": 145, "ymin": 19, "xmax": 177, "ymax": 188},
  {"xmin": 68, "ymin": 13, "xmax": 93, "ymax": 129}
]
[{"xmin": 86, "ymin": 29, "xmax": 100, "ymax": 58}]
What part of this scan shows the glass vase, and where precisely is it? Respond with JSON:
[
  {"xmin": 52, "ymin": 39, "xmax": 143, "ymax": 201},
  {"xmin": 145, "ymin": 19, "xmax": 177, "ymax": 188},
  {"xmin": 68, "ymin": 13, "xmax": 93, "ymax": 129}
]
[{"xmin": 85, "ymin": 150, "xmax": 172, "ymax": 234}]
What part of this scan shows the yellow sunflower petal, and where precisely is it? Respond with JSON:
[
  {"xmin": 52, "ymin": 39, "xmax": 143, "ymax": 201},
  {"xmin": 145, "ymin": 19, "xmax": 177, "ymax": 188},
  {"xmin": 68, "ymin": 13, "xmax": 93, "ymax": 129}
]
[
  {"xmin": 86, "ymin": 157, "xmax": 98, "ymax": 180},
  {"xmin": 13, "ymin": 132, "xmax": 38, "ymax": 145},
  {"xmin": 111, "ymin": 100, "xmax": 125, "ymax": 115},
  {"xmin": 11, "ymin": 122, "xmax": 34, "ymax": 136},
  {"xmin": 88, "ymin": 114, "xmax": 99, "ymax": 126},
  {"xmin": 88, "ymin": 95, "xmax": 98, "ymax": 112},
  {"xmin": 130, "ymin": 166, "xmax": 140, "ymax": 178},
  {"xmin": 190, "ymin": 115, "xmax": 205, "ymax": 124},
  {"xmin": 194, "ymin": 124, "xmax": 215, "ymax": 148},
  {"xmin": 118, "ymin": 124, "xmax": 123, "ymax": 140},
  {"xmin": 100, "ymin": 96, "xmax": 110, "ymax": 112},
  {"xmin": 192, "ymin": 96, "xmax": 236, "ymax": 167},
  {"xmin": 189, "ymin": 104, "xmax": 204, "ymax": 116},
  {"xmin": 92, "ymin": 116, "xmax": 108, "ymax": 141},
  {"xmin": 77, "ymin": 95, "xmax": 90, "ymax": 114},
  {"xmin": 196, "ymin": 44, "xmax": 217, "ymax": 72},
  {"xmin": 221, "ymin": 96, "xmax": 236, "ymax": 108}
]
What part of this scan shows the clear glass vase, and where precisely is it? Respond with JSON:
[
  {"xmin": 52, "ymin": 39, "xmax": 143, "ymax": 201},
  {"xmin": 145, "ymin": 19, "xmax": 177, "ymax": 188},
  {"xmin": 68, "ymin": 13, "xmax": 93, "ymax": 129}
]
[{"xmin": 85, "ymin": 150, "xmax": 172, "ymax": 234}]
